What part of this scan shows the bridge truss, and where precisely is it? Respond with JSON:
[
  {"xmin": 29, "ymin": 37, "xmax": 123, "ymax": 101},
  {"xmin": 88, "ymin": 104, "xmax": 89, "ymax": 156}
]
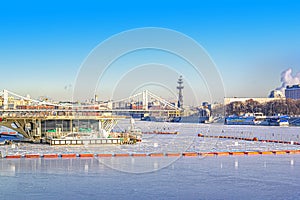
[{"xmin": 0, "ymin": 89, "xmax": 182, "ymax": 139}]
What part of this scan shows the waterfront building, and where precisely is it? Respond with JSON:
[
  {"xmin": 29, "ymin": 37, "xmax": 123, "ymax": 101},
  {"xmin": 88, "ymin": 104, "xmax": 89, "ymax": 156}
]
[{"xmin": 285, "ymin": 85, "xmax": 300, "ymax": 100}]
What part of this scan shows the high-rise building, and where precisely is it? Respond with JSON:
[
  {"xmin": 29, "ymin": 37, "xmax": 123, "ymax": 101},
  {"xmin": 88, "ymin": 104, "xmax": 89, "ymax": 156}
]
[{"xmin": 285, "ymin": 85, "xmax": 300, "ymax": 100}]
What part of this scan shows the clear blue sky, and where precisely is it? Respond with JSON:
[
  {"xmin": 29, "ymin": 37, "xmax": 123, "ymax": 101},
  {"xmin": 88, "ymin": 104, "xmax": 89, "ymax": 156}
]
[{"xmin": 0, "ymin": 0, "xmax": 299, "ymax": 104}]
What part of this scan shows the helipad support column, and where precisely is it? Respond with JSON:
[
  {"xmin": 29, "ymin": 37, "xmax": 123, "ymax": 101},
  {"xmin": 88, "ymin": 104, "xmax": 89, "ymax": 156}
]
[
  {"xmin": 3, "ymin": 89, "xmax": 8, "ymax": 110},
  {"xmin": 37, "ymin": 119, "xmax": 41, "ymax": 137},
  {"xmin": 99, "ymin": 119, "xmax": 102, "ymax": 131}
]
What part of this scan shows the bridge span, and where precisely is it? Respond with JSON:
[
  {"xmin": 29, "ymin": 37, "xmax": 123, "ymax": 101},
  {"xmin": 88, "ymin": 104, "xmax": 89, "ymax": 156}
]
[{"xmin": 0, "ymin": 89, "xmax": 182, "ymax": 139}]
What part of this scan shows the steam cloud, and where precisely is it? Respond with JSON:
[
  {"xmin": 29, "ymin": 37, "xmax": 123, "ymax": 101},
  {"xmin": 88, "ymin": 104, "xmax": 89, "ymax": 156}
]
[{"xmin": 276, "ymin": 68, "xmax": 300, "ymax": 94}]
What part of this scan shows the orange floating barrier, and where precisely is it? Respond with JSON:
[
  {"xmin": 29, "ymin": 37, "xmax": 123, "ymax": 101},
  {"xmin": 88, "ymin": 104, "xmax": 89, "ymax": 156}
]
[
  {"xmin": 149, "ymin": 153, "xmax": 164, "ymax": 157},
  {"xmin": 230, "ymin": 152, "xmax": 245, "ymax": 156},
  {"xmin": 246, "ymin": 152, "xmax": 260, "ymax": 156},
  {"xmin": 287, "ymin": 150, "xmax": 300, "ymax": 154},
  {"xmin": 198, "ymin": 133, "xmax": 204, "ymax": 137},
  {"xmin": 166, "ymin": 153, "xmax": 181, "ymax": 157},
  {"xmin": 61, "ymin": 154, "xmax": 77, "ymax": 158},
  {"xmin": 273, "ymin": 151, "xmax": 286, "ymax": 155},
  {"xmin": 285, "ymin": 150, "xmax": 291, "ymax": 154},
  {"xmin": 199, "ymin": 152, "xmax": 215, "ymax": 157},
  {"xmin": 294, "ymin": 149, "xmax": 300, "ymax": 153},
  {"xmin": 293, "ymin": 142, "xmax": 300, "ymax": 145},
  {"xmin": 283, "ymin": 150, "xmax": 292, "ymax": 153},
  {"xmin": 152, "ymin": 131, "xmax": 179, "ymax": 135},
  {"xmin": 79, "ymin": 154, "xmax": 94, "ymax": 158},
  {"xmin": 6, "ymin": 155, "xmax": 22, "ymax": 159},
  {"xmin": 216, "ymin": 152, "xmax": 230, "ymax": 156},
  {"xmin": 260, "ymin": 151, "xmax": 273, "ymax": 155},
  {"xmin": 25, "ymin": 154, "xmax": 40, "ymax": 158},
  {"xmin": 132, "ymin": 153, "xmax": 147, "ymax": 157},
  {"xmin": 182, "ymin": 152, "xmax": 198, "ymax": 157},
  {"xmin": 43, "ymin": 154, "xmax": 58, "ymax": 159},
  {"xmin": 97, "ymin": 154, "xmax": 113, "ymax": 157},
  {"xmin": 114, "ymin": 153, "xmax": 130, "ymax": 157}
]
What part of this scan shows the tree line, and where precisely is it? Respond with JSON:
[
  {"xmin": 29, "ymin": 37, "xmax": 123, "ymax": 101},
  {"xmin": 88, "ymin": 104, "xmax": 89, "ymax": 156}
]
[{"xmin": 225, "ymin": 99, "xmax": 300, "ymax": 116}]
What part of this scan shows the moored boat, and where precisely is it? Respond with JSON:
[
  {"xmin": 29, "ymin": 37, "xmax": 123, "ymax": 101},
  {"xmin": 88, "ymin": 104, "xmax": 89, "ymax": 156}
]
[
  {"xmin": 225, "ymin": 114, "xmax": 256, "ymax": 125},
  {"xmin": 225, "ymin": 113, "xmax": 289, "ymax": 126},
  {"xmin": 259, "ymin": 115, "xmax": 289, "ymax": 126}
]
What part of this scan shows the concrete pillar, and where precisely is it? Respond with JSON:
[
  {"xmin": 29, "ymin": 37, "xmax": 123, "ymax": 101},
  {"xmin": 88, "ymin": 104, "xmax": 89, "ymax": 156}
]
[{"xmin": 70, "ymin": 119, "xmax": 73, "ymax": 133}]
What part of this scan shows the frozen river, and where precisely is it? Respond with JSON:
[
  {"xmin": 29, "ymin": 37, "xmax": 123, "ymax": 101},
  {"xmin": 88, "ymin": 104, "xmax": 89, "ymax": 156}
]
[
  {"xmin": 2, "ymin": 121, "xmax": 300, "ymax": 156},
  {"xmin": 0, "ymin": 155, "xmax": 300, "ymax": 200}
]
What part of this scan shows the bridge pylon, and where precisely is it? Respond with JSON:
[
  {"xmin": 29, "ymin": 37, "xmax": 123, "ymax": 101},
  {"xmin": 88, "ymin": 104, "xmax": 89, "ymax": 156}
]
[
  {"xmin": 142, "ymin": 90, "xmax": 148, "ymax": 111},
  {"xmin": 3, "ymin": 89, "xmax": 8, "ymax": 110}
]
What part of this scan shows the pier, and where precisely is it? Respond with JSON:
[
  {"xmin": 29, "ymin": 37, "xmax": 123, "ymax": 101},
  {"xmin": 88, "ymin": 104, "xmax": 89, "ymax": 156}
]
[{"xmin": 0, "ymin": 115, "xmax": 124, "ymax": 139}]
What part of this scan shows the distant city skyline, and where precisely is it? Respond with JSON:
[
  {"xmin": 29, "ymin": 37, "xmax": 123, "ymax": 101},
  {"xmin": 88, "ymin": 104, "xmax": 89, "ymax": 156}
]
[{"xmin": 1, "ymin": 1, "xmax": 299, "ymax": 105}]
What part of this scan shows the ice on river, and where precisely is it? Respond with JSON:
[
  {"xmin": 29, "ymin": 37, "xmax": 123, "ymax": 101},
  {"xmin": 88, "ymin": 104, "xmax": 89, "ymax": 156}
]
[{"xmin": 1, "ymin": 120, "xmax": 300, "ymax": 157}]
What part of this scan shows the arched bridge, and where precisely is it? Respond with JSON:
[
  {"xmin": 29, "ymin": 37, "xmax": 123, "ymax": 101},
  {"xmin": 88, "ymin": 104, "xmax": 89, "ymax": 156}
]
[{"xmin": 0, "ymin": 89, "xmax": 182, "ymax": 138}]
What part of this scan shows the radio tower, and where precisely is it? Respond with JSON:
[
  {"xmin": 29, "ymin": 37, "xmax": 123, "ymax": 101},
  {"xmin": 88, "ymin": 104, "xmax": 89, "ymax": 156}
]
[{"xmin": 177, "ymin": 76, "xmax": 184, "ymax": 108}]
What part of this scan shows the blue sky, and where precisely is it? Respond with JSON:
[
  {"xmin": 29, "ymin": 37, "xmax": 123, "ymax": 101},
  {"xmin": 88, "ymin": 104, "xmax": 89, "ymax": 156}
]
[{"xmin": 0, "ymin": 0, "xmax": 299, "ymax": 104}]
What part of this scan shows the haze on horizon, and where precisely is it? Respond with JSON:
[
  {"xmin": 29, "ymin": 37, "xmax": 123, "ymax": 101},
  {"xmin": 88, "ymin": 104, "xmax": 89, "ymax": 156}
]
[{"xmin": 0, "ymin": 1, "xmax": 299, "ymax": 105}]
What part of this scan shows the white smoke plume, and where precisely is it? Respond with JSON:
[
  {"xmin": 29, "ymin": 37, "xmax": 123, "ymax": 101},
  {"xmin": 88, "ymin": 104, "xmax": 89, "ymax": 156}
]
[{"xmin": 276, "ymin": 68, "xmax": 300, "ymax": 94}]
